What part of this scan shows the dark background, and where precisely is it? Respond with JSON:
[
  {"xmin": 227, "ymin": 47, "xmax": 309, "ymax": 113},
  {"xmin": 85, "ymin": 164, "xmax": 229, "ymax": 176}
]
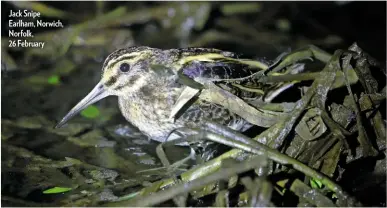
[{"xmin": 2, "ymin": 1, "xmax": 386, "ymax": 60}]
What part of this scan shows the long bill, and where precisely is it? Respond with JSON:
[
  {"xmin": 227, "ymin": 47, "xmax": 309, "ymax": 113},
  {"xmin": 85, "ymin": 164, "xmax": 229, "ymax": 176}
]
[{"xmin": 55, "ymin": 82, "xmax": 110, "ymax": 128}]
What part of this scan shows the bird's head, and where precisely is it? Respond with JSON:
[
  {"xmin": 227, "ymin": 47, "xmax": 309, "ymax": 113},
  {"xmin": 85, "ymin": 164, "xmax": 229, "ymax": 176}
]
[{"xmin": 55, "ymin": 46, "xmax": 165, "ymax": 128}]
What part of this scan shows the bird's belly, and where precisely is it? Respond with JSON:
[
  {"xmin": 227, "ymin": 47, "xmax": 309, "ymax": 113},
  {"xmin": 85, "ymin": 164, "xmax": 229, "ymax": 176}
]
[
  {"xmin": 118, "ymin": 97, "xmax": 252, "ymax": 143},
  {"xmin": 118, "ymin": 98, "xmax": 185, "ymax": 142}
]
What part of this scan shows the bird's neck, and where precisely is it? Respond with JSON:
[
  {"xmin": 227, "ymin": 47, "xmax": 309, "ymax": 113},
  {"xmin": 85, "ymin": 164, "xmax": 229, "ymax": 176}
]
[{"xmin": 119, "ymin": 78, "xmax": 183, "ymax": 114}]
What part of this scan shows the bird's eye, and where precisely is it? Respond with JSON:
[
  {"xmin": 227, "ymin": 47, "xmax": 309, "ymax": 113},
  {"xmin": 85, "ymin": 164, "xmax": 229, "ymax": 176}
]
[{"xmin": 119, "ymin": 63, "xmax": 130, "ymax": 72}]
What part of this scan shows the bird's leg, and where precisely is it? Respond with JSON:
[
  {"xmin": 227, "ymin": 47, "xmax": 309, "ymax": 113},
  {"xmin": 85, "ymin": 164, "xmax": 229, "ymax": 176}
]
[
  {"xmin": 156, "ymin": 127, "xmax": 227, "ymax": 178},
  {"xmin": 155, "ymin": 130, "xmax": 199, "ymax": 182},
  {"xmin": 155, "ymin": 130, "xmax": 205, "ymax": 207},
  {"xmin": 136, "ymin": 131, "xmax": 194, "ymax": 177},
  {"xmin": 158, "ymin": 122, "xmax": 258, "ymax": 173},
  {"xmin": 155, "ymin": 121, "xmax": 269, "ymax": 191},
  {"xmin": 135, "ymin": 132, "xmax": 197, "ymax": 207}
]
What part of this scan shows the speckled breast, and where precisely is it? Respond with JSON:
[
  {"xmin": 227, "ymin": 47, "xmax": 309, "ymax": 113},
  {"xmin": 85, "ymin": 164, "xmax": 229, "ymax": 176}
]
[{"xmin": 117, "ymin": 90, "xmax": 188, "ymax": 142}]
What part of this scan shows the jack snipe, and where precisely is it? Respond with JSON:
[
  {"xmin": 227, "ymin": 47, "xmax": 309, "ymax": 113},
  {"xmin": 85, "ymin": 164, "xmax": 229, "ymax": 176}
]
[{"xmin": 56, "ymin": 46, "xmax": 273, "ymax": 142}]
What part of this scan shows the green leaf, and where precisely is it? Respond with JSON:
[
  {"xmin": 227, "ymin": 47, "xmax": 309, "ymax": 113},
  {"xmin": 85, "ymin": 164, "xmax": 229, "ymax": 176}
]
[
  {"xmin": 47, "ymin": 75, "xmax": 61, "ymax": 85},
  {"xmin": 80, "ymin": 105, "xmax": 100, "ymax": 119},
  {"xmin": 310, "ymin": 178, "xmax": 323, "ymax": 189},
  {"xmin": 43, "ymin": 186, "xmax": 72, "ymax": 194}
]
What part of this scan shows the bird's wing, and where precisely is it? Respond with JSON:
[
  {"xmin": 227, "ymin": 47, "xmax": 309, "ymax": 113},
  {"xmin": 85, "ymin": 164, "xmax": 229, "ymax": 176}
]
[
  {"xmin": 182, "ymin": 61, "xmax": 258, "ymax": 81},
  {"xmin": 169, "ymin": 52, "xmax": 269, "ymax": 126},
  {"xmin": 178, "ymin": 98, "xmax": 251, "ymax": 132},
  {"xmin": 177, "ymin": 49, "xmax": 269, "ymax": 80}
]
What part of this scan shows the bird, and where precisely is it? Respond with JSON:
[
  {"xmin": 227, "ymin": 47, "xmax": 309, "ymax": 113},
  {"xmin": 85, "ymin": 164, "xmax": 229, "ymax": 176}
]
[{"xmin": 56, "ymin": 46, "xmax": 273, "ymax": 143}]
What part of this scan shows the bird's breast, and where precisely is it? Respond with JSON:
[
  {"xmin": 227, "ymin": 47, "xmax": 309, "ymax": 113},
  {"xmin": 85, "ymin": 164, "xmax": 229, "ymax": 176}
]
[{"xmin": 117, "ymin": 87, "xmax": 185, "ymax": 142}]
